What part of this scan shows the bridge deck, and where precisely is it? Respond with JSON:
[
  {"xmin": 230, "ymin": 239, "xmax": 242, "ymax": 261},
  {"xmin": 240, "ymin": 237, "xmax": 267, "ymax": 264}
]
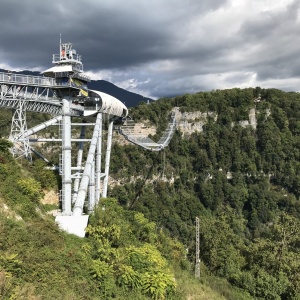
[{"xmin": 120, "ymin": 115, "xmax": 176, "ymax": 151}]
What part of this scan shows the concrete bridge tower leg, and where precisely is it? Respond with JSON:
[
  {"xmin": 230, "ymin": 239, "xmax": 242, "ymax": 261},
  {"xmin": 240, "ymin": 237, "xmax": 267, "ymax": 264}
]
[
  {"xmin": 102, "ymin": 120, "xmax": 113, "ymax": 198},
  {"xmin": 61, "ymin": 97, "xmax": 72, "ymax": 215},
  {"xmin": 95, "ymin": 113, "xmax": 102, "ymax": 204}
]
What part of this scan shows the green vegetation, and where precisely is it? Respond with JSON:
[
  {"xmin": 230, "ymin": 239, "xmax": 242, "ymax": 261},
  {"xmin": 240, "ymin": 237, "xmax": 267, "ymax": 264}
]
[
  {"xmin": 109, "ymin": 87, "xmax": 300, "ymax": 299},
  {"xmin": 83, "ymin": 198, "xmax": 183, "ymax": 299},
  {"xmin": 0, "ymin": 130, "xmax": 247, "ymax": 299},
  {"xmin": 2, "ymin": 87, "xmax": 300, "ymax": 298}
]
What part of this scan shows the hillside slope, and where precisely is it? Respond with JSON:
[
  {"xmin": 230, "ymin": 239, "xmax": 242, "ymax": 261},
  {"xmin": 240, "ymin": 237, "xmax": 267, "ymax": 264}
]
[
  {"xmin": 0, "ymin": 140, "xmax": 247, "ymax": 299},
  {"xmin": 2, "ymin": 86, "xmax": 300, "ymax": 299},
  {"xmin": 109, "ymin": 87, "xmax": 300, "ymax": 299}
]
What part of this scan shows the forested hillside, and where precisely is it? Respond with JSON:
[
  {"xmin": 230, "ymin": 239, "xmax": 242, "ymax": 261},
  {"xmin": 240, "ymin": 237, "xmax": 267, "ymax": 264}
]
[
  {"xmin": 109, "ymin": 87, "xmax": 300, "ymax": 299},
  {"xmin": 1, "ymin": 87, "xmax": 300, "ymax": 299},
  {"xmin": 0, "ymin": 142, "xmax": 229, "ymax": 300}
]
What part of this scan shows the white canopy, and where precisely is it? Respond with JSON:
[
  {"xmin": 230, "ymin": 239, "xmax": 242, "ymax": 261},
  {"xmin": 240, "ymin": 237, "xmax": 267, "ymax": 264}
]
[{"xmin": 42, "ymin": 65, "xmax": 73, "ymax": 75}]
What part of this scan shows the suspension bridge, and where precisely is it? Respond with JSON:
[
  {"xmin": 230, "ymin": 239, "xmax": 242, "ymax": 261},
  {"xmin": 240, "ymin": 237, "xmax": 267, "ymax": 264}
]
[{"xmin": 0, "ymin": 40, "xmax": 176, "ymax": 236}]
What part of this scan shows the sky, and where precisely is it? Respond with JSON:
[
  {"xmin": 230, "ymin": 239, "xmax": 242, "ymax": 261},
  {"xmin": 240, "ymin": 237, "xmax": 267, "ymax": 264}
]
[{"xmin": 0, "ymin": 0, "xmax": 299, "ymax": 99}]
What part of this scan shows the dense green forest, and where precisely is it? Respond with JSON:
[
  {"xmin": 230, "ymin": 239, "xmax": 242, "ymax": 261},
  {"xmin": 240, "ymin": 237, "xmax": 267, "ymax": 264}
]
[
  {"xmin": 109, "ymin": 87, "xmax": 300, "ymax": 299},
  {"xmin": 1, "ymin": 87, "xmax": 300, "ymax": 299}
]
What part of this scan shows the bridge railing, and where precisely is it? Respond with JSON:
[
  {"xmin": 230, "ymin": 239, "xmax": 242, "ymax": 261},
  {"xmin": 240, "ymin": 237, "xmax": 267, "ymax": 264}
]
[
  {"xmin": 0, "ymin": 71, "xmax": 91, "ymax": 90},
  {"xmin": 119, "ymin": 114, "xmax": 176, "ymax": 151},
  {"xmin": 0, "ymin": 72, "xmax": 56, "ymax": 86}
]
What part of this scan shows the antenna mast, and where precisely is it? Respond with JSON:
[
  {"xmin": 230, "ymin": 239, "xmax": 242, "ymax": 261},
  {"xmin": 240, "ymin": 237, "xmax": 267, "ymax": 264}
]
[{"xmin": 195, "ymin": 216, "xmax": 200, "ymax": 278}]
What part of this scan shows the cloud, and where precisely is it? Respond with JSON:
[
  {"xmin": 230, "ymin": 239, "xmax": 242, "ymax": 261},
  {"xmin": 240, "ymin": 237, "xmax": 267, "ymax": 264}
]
[{"xmin": 0, "ymin": 0, "xmax": 299, "ymax": 99}]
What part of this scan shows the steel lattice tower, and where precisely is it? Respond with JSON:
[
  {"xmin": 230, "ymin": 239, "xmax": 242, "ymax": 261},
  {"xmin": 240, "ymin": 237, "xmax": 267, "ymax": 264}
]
[
  {"xmin": 195, "ymin": 216, "xmax": 200, "ymax": 278},
  {"xmin": 9, "ymin": 97, "xmax": 32, "ymax": 161}
]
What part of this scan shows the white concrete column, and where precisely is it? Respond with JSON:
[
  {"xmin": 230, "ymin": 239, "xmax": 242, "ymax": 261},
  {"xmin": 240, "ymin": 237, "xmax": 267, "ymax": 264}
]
[
  {"xmin": 102, "ymin": 120, "xmax": 113, "ymax": 198},
  {"xmin": 72, "ymin": 124, "xmax": 86, "ymax": 204},
  {"xmin": 95, "ymin": 113, "xmax": 102, "ymax": 203},
  {"xmin": 62, "ymin": 98, "xmax": 72, "ymax": 215},
  {"xmin": 73, "ymin": 113, "xmax": 102, "ymax": 216},
  {"xmin": 88, "ymin": 161, "xmax": 95, "ymax": 212}
]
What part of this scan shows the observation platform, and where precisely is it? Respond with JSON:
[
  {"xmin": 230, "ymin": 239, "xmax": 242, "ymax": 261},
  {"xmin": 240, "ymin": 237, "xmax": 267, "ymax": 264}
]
[{"xmin": 0, "ymin": 71, "xmax": 56, "ymax": 87}]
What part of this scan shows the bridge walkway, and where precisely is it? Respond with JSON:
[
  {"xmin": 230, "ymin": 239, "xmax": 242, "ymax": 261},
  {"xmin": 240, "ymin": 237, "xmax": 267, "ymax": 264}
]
[{"xmin": 119, "ymin": 114, "xmax": 176, "ymax": 151}]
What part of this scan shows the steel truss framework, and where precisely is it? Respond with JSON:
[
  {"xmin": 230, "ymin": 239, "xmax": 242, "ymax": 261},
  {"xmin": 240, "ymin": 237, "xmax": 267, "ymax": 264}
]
[
  {"xmin": 0, "ymin": 67, "xmax": 175, "ymax": 236},
  {"xmin": 0, "ymin": 83, "xmax": 83, "ymax": 116},
  {"xmin": 9, "ymin": 96, "xmax": 32, "ymax": 161},
  {"xmin": 0, "ymin": 72, "xmax": 114, "ymax": 236}
]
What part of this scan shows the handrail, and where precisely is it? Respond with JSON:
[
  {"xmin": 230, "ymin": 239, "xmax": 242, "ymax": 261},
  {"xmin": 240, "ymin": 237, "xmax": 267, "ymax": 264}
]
[
  {"xmin": 0, "ymin": 72, "xmax": 56, "ymax": 86},
  {"xmin": 0, "ymin": 71, "xmax": 89, "ymax": 88},
  {"xmin": 119, "ymin": 114, "xmax": 176, "ymax": 151}
]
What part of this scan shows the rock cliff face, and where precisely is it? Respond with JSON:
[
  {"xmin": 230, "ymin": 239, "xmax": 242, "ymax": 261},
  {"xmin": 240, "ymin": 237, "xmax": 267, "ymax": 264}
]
[
  {"xmin": 172, "ymin": 107, "xmax": 258, "ymax": 135},
  {"xmin": 172, "ymin": 107, "xmax": 217, "ymax": 136},
  {"xmin": 238, "ymin": 108, "xmax": 257, "ymax": 129},
  {"xmin": 117, "ymin": 107, "xmax": 259, "ymax": 142}
]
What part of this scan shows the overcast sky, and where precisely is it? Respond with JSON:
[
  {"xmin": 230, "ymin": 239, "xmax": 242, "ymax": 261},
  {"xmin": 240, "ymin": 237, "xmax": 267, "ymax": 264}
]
[{"xmin": 0, "ymin": 0, "xmax": 299, "ymax": 99}]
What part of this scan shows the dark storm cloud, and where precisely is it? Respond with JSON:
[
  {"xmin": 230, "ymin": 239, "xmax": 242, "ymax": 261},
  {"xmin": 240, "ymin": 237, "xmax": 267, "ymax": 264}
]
[
  {"xmin": 0, "ymin": 0, "xmax": 299, "ymax": 98},
  {"xmin": 237, "ymin": 1, "xmax": 300, "ymax": 81},
  {"xmin": 0, "ymin": 0, "xmax": 226, "ymax": 68}
]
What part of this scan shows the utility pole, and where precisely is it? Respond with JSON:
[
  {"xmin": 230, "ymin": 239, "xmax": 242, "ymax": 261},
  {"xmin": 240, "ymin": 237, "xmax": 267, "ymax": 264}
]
[{"xmin": 195, "ymin": 216, "xmax": 200, "ymax": 279}]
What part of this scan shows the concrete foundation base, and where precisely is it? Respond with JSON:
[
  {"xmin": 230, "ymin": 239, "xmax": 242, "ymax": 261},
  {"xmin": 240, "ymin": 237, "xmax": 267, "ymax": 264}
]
[{"xmin": 55, "ymin": 215, "xmax": 89, "ymax": 237}]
